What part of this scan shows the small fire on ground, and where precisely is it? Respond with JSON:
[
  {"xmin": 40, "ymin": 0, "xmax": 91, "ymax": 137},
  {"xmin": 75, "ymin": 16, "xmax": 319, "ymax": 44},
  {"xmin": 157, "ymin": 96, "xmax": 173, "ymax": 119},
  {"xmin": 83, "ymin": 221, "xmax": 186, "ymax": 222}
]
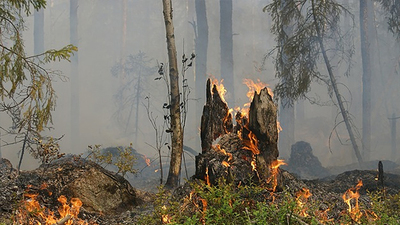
[{"xmin": 14, "ymin": 185, "xmax": 97, "ymax": 225}]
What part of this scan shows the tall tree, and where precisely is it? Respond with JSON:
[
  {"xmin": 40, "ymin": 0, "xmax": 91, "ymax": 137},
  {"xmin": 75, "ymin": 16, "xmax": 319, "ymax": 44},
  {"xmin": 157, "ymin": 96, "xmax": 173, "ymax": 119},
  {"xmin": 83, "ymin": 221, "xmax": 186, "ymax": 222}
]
[
  {"xmin": 277, "ymin": 0, "xmax": 295, "ymax": 159},
  {"xmin": 34, "ymin": 7, "xmax": 44, "ymax": 55},
  {"xmin": 360, "ymin": 0, "xmax": 374, "ymax": 161},
  {"xmin": 220, "ymin": 0, "xmax": 235, "ymax": 106},
  {"xmin": 194, "ymin": 0, "xmax": 209, "ymax": 147},
  {"xmin": 0, "ymin": 0, "xmax": 76, "ymax": 163},
  {"xmin": 70, "ymin": 0, "xmax": 79, "ymax": 151},
  {"xmin": 162, "ymin": 0, "xmax": 184, "ymax": 189},
  {"xmin": 265, "ymin": 0, "xmax": 364, "ymax": 164}
]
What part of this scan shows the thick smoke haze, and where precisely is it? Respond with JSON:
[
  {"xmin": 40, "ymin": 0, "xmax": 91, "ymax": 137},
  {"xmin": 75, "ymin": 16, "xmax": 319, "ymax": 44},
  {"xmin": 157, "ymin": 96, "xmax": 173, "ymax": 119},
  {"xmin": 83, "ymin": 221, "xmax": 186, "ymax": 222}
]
[{"xmin": 1, "ymin": 0, "xmax": 400, "ymax": 173}]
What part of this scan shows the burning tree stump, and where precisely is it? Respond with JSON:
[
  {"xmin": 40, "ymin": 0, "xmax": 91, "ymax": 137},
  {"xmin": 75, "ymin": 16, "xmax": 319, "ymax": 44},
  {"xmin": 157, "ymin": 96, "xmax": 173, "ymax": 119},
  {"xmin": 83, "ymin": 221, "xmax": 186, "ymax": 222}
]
[{"xmin": 195, "ymin": 79, "xmax": 280, "ymax": 187}]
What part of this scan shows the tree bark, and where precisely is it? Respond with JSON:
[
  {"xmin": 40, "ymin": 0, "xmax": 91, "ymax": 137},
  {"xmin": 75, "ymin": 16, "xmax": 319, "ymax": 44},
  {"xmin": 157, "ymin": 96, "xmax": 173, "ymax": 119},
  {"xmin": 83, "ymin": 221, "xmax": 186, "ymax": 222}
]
[
  {"xmin": 162, "ymin": 0, "xmax": 184, "ymax": 189},
  {"xmin": 360, "ymin": 0, "xmax": 373, "ymax": 161},
  {"xmin": 34, "ymin": 7, "xmax": 44, "ymax": 55},
  {"xmin": 311, "ymin": 0, "xmax": 363, "ymax": 165},
  {"xmin": 196, "ymin": 79, "xmax": 279, "ymax": 186},
  {"xmin": 70, "ymin": 0, "xmax": 79, "ymax": 151},
  {"xmin": 220, "ymin": 0, "xmax": 234, "ymax": 106}
]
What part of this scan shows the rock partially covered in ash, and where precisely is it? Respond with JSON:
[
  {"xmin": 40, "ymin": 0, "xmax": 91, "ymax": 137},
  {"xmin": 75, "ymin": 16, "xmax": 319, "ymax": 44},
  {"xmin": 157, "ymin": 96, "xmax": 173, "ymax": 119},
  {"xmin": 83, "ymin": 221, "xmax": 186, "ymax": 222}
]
[
  {"xmin": 285, "ymin": 141, "xmax": 330, "ymax": 179},
  {"xmin": 0, "ymin": 155, "xmax": 138, "ymax": 218},
  {"xmin": 0, "ymin": 158, "xmax": 17, "ymax": 180}
]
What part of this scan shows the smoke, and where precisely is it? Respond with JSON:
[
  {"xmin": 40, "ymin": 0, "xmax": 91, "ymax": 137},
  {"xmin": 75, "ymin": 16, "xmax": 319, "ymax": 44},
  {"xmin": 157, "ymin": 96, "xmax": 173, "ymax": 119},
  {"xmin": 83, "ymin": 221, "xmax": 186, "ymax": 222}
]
[{"xmin": 1, "ymin": 0, "xmax": 399, "ymax": 172}]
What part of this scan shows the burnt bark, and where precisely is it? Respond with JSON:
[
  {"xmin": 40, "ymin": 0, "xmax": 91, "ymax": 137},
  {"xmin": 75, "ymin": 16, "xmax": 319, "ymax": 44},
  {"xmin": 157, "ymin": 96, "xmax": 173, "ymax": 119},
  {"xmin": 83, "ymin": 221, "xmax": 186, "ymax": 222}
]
[
  {"xmin": 196, "ymin": 79, "xmax": 279, "ymax": 186},
  {"xmin": 200, "ymin": 79, "xmax": 233, "ymax": 153}
]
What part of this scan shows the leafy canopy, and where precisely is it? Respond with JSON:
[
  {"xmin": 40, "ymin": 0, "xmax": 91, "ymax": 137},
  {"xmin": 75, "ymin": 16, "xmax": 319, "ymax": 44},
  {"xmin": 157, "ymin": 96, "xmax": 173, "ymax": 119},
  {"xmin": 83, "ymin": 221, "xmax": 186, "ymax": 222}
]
[
  {"xmin": 0, "ymin": 0, "xmax": 77, "ymax": 133},
  {"xmin": 265, "ymin": 0, "xmax": 353, "ymax": 105}
]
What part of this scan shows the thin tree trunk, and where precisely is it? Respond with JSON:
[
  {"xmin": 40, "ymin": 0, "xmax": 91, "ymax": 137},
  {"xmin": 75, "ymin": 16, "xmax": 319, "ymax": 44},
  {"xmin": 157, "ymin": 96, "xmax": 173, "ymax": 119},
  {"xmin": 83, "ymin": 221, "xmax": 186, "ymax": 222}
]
[
  {"xmin": 195, "ymin": 0, "xmax": 208, "ymax": 149},
  {"xmin": 34, "ymin": 8, "xmax": 44, "ymax": 55},
  {"xmin": 162, "ymin": 0, "xmax": 184, "ymax": 189},
  {"xmin": 360, "ymin": 0, "xmax": 373, "ymax": 161},
  {"xmin": 220, "ymin": 0, "xmax": 234, "ymax": 106},
  {"xmin": 311, "ymin": 0, "xmax": 363, "ymax": 165},
  {"xmin": 70, "ymin": 0, "xmax": 79, "ymax": 151},
  {"xmin": 278, "ymin": 0, "xmax": 295, "ymax": 159}
]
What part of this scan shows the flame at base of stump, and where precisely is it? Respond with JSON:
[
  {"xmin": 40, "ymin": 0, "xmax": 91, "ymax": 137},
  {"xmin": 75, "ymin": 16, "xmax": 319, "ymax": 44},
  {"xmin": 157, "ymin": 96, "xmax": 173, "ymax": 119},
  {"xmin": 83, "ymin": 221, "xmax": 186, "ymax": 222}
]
[{"xmin": 195, "ymin": 79, "xmax": 280, "ymax": 188}]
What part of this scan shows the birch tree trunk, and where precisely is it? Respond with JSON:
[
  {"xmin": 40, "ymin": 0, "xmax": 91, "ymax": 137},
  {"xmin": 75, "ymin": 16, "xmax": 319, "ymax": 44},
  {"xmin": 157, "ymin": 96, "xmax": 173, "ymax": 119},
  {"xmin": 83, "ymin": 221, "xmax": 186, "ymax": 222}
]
[{"xmin": 162, "ymin": 0, "xmax": 184, "ymax": 189}]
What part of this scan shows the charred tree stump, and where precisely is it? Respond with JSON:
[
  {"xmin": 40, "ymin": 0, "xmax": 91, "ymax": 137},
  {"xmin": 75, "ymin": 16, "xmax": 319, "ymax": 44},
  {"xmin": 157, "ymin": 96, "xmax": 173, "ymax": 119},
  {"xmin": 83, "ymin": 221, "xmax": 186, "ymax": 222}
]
[
  {"xmin": 200, "ymin": 79, "xmax": 233, "ymax": 153},
  {"xmin": 195, "ymin": 79, "xmax": 280, "ymax": 187}
]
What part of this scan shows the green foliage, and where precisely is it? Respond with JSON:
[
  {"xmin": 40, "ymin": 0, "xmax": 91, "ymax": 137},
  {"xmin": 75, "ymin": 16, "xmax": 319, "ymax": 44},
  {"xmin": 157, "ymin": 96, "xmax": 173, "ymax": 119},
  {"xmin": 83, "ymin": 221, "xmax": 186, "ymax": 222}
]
[
  {"xmin": 31, "ymin": 137, "xmax": 64, "ymax": 164},
  {"xmin": 0, "ymin": 0, "xmax": 77, "ymax": 135},
  {"xmin": 367, "ymin": 190, "xmax": 400, "ymax": 224},
  {"xmin": 265, "ymin": 0, "xmax": 354, "ymax": 104},
  {"xmin": 137, "ymin": 179, "xmax": 400, "ymax": 225},
  {"xmin": 87, "ymin": 144, "xmax": 137, "ymax": 177},
  {"xmin": 377, "ymin": 0, "xmax": 400, "ymax": 39}
]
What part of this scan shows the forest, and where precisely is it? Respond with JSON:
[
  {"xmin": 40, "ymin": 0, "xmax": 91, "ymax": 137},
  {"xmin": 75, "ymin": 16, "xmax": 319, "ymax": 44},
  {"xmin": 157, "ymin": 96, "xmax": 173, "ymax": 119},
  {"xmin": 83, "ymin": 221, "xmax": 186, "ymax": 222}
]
[{"xmin": 1, "ymin": 0, "xmax": 400, "ymax": 224}]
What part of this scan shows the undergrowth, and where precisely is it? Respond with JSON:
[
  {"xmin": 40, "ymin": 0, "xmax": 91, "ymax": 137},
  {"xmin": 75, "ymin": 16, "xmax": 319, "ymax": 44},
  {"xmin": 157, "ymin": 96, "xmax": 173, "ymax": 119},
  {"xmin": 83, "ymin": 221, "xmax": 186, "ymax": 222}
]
[{"xmin": 137, "ymin": 178, "xmax": 400, "ymax": 225}]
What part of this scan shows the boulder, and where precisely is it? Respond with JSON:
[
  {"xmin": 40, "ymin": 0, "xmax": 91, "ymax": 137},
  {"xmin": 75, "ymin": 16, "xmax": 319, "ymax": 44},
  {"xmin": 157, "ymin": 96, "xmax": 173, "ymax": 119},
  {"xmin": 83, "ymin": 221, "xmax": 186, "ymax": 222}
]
[{"xmin": 286, "ymin": 141, "xmax": 330, "ymax": 179}]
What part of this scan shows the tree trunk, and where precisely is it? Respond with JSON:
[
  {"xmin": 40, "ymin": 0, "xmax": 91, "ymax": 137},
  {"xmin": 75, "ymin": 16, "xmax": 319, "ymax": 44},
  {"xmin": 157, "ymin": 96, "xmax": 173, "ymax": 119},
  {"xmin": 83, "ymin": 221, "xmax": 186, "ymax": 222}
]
[
  {"xmin": 70, "ymin": 0, "xmax": 79, "ymax": 151},
  {"xmin": 277, "ymin": 0, "xmax": 295, "ymax": 159},
  {"xmin": 311, "ymin": 0, "xmax": 363, "ymax": 165},
  {"xmin": 220, "ymin": 0, "xmax": 234, "ymax": 106},
  {"xmin": 162, "ymin": 0, "xmax": 184, "ymax": 189},
  {"xmin": 360, "ymin": 0, "xmax": 373, "ymax": 161},
  {"xmin": 196, "ymin": 79, "xmax": 279, "ymax": 187},
  {"xmin": 195, "ymin": 0, "xmax": 209, "ymax": 149},
  {"xmin": 34, "ymin": 8, "xmax": 44, "ymax": 55}
]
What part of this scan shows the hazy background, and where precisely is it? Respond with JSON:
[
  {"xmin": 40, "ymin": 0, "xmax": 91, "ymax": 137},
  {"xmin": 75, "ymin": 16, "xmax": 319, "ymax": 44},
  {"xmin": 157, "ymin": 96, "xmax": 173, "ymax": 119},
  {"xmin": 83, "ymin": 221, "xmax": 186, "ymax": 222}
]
[{"xmin": 1, "ymin": 0, "xmax": 400, "ymax": 174}]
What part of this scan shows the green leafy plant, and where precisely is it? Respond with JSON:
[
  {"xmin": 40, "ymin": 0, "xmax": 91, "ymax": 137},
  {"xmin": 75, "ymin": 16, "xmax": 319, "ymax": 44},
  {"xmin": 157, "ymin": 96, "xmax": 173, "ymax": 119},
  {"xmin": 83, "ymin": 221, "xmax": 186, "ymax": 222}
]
[{"xmin": 87, "ymin": 144, "xmax": 137, "ymax": 177}]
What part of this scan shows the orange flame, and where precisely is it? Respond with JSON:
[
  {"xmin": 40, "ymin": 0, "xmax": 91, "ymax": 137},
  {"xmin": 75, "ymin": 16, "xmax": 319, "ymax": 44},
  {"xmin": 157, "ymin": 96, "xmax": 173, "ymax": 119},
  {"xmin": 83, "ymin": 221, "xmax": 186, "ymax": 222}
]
[
  {"xmin": 277, "ymin": 121, "xmax": 283, "ymax": 133},
  {"xmin": 267, "ymin": 159, "xmax": 286, "ymax": 192},
  {"xmin": 342, "ymin": 180, "xmax": 363, "ymax": 222},
  {"xmin": 211, "ymin": 78, "xmax": 227, "ymax": 103},
  {"xmin": 142, "ymin": 155, "xmax": 151, "ymax": 167},
  {"xmin": 16, "ymin": 192, "xmax": 92, "ymax": 225},
  {"xmin": 212, "ymin": 144, "xmax": 233, "ymax": 162},
  {"xmin": 242, "ymin": 131, "xmax": 260, "ymax": 155},
  {"xmin": 161, "ymin": 205, "xmax": 172, "ymax": 224},
  {"xmin": 243, "ymin": 78, "xmax": 273, "ymax": 100},
  {"xmin": 222, "ymin": 161, "xmax": 230, "ymax": 167},
  {"xmin": 251, "ymin": 155, "xmax": 257, "ymax": 171},
  {"xmin": 296, "ymin": 188, "xmax": 312, "ymax": 217},
  {"xmin": 205, "ymin": 167, "xmax": 210, "ymax": 186}
]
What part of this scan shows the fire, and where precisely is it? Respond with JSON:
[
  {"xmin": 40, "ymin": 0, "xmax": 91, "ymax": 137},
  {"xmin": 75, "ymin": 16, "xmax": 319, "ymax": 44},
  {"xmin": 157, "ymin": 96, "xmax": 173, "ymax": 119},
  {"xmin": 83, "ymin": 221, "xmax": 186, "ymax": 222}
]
[
  {"xmin": 212, "ymin": 144, "xmax": 233, "ymax": 162},
  {"xmin": 296, "ymin": 188, "xmax": 312, "ymax": 217},
  {"xmin": 250, "ymin": 155, "xmax": 257, "ymax": 171},
  {"xmin": 16, "ymin": 192, "xmax": 92, "ymax": 225},
  {"xmin": 205, "ymin": 167, "xmax": 211, "ymax": 186},
  {"xmin": 267, "ymin": 159, "xmax": 286, "ymax": 192},
  {"xmin": 211, "ymin": 78, "xmax": 227, "ymax": 103},
  {"xmin": 222, "ymin": 161, "xmax": 230, "ymax": 167},
  {"xmin": 277, "ymin": 121, "xmax": 282, "ymax": 133},
  {"xmin": 243, "ymin": 78, "xmax": 273, "ymax": 100},
  {"xmin": 342, "ymin": 180, "xmax": 363, "ymax": 222},
  {"xmin": 142, "ymin": 155, "xmax": 151, "ymax": 167},
  {"xmin": 161, "ymin": 205, "xmax": 172, "ymax": 224},
  {"xmin": 241, "ymin": 130, "xmax": 260, "ymax": 155}
]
